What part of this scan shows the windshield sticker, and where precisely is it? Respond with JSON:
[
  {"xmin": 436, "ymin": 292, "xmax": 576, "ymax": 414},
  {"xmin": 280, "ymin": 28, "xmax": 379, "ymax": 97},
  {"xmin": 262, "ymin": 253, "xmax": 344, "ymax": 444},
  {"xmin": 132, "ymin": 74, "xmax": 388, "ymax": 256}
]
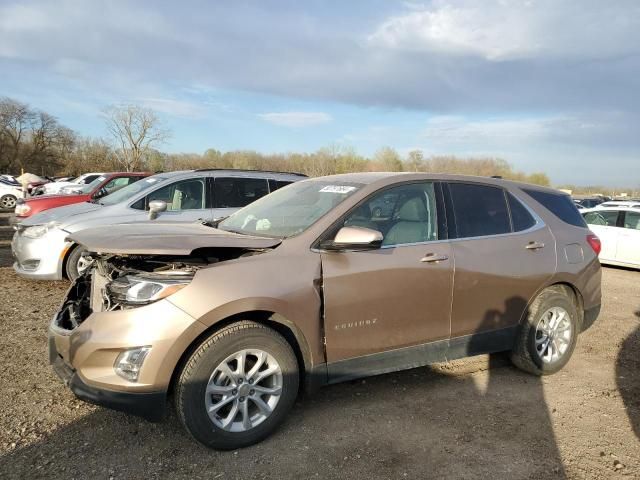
[{"xmin": 319, "ymin": 185, "xmax": 356, "ymax": 194}]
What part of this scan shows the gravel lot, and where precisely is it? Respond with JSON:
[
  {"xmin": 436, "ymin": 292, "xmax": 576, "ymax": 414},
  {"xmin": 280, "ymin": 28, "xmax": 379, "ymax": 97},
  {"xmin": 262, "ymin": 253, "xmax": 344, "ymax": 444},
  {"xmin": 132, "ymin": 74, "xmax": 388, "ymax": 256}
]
[{"xmin": 0, "ymin": 255, "xmax": 638, "ymax": 479}]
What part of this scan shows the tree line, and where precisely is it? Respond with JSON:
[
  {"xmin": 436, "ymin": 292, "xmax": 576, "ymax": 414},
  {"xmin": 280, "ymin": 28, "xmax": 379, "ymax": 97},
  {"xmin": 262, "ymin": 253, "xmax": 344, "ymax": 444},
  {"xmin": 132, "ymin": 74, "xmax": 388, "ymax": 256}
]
[{"xmin": 0, "ymin": 96, "xmax": 554, "ymax": 186}]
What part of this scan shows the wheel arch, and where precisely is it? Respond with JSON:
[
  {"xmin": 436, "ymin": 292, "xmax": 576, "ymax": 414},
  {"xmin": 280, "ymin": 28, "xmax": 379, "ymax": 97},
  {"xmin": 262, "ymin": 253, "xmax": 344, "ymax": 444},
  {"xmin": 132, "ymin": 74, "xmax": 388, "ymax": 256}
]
[
  {"xmin": 168, "ymin": 310, "xmax": 318, "ymax": 398},
  {"xmin": 61, "ymin": 242, "xmax": 80, "ymax": 280},
  {"xmin": 522, "ymin": 281, "xmax": 585, "ymax": 327}
]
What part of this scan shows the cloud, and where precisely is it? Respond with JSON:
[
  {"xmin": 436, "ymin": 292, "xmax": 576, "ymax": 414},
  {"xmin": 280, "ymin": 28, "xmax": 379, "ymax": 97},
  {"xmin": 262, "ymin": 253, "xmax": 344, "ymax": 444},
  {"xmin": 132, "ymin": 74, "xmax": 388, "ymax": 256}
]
[
  {"xmin": 138, "ymin": 97, "xmax": 207, "ymax": 119},
  {"xmin": 258, "ymin": 112, "xmax": 332, "ymax": 127},
  {"xmin": 368, "ymin": 0, "xmax": 640, "ymax": 61}
]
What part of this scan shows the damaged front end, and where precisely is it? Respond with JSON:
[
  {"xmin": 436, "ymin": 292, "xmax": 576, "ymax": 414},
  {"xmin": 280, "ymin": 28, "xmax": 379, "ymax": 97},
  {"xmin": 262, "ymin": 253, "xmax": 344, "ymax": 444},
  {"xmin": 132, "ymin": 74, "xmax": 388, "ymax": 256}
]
[{"xmin": 54, "ymin": 246, "xmax": 272, "ymax": 332}]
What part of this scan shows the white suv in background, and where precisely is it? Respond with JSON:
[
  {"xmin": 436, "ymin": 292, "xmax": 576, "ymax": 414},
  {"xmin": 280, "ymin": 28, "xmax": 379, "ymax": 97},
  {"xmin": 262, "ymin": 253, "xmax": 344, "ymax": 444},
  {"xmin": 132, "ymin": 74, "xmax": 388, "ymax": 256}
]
[{"xmin": 583, "ymin": 207, "xmax": 640, "ymax": 269}]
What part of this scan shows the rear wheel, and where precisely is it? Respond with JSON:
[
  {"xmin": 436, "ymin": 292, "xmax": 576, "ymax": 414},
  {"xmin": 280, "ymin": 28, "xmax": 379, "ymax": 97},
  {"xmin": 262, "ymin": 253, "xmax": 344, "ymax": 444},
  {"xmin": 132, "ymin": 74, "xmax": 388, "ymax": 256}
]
[
  {"xmin": 65, "ymin": 245, "xmax": 90, "ymax": 281},
  {"xmin": 176, "ymin": 321, "xmax": 299, "ymax": 450},
  {"xmin": 511, "ymin": 286, "xmax": 580, "ymax": 375},
  {"xmin": 0, "ymin": 194, "xmax": 17, "ymax": 210}
]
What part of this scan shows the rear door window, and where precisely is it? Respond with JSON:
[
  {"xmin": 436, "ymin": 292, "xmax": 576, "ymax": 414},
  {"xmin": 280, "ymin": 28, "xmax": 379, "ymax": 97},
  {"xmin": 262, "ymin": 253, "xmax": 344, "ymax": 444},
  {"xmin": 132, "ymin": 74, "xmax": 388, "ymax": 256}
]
[
  {"xmin": 623, "ymin": 211, "xmax": 640, "ymax": 230},
  {"xmin": 524, "ymin": 189, "xmax": 587, "ymax": 228},
  {"xmin": 214, "ymin": 177, "xmax": 269, "ymax": 208},
  {"xmin": 449, "ymin": 183, "xmax": 511, "ymax": 238}
]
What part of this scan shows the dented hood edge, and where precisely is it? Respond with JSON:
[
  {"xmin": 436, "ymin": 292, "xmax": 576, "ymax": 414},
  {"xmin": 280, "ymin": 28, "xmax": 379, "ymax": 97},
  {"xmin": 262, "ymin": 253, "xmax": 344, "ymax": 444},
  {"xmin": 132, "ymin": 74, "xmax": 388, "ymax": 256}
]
[{"xmin": 66, "ymin": 221, "xmax": 282, "ymax": 256}]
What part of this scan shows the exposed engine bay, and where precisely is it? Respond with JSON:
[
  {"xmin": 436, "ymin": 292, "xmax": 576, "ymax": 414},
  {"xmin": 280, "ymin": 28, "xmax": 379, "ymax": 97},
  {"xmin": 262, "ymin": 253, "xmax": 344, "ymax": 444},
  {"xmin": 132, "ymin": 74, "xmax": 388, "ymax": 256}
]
[{"xmin": 54, "ymin": 246, "xmax": 270, "ymax": 331}]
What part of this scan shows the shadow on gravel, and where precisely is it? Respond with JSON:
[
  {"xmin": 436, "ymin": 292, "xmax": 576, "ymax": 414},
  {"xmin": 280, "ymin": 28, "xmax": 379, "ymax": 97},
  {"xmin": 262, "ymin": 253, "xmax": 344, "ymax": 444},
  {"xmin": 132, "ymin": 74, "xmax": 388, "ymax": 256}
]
[
  {"xmin": 0, "ymin": 299, "xmax": 566, "ymax": 479},
  {"xmin": 617, "ymin": 309, "xmax": 640, "ymax": 440}
]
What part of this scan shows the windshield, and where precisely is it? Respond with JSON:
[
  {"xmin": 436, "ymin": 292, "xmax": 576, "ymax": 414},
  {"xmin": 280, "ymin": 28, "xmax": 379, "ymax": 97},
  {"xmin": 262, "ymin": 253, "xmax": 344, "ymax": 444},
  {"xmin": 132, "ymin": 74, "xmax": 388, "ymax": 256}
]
[
  {"xmin": 218, "ymin": 179, "xmax": 363, "ymax": 238},
  {"xmin": 99, "ymin": 175, "xmax": 166, "ymax": 206},
  {"xmin": 76, "ymin": 175, "xmax": 106, "ymax": 193}
]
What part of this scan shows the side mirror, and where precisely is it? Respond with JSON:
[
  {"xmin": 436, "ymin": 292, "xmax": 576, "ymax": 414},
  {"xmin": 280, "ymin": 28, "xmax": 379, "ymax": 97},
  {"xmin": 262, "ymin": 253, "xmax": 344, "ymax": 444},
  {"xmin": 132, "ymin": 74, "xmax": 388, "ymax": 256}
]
[
  {"xmin": 93, "ymin": 187, "xmax": 108, "ymax": 199},
  {"xmin": 148, "ymin": 200, "xmax": 167, "ymax": 220},
  {"xmin": 323, "ymin": 226, "xmax": 383, "ymax": 251}
]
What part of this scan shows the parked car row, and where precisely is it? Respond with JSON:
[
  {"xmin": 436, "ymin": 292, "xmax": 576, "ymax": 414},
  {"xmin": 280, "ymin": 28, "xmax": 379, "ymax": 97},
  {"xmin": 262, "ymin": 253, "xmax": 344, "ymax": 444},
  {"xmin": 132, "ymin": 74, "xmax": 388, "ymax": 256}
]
[
  {"xmin": 12, "ymin": 169, "xmax": 305, "ymax": 280},
  {"xmin": 0, "ymin": 175, "xmax": 25, "ymax": 209},
  {"xmin": 14, "ymin": 171, "xmax": 151, "ymax": 220},
  {"xmin": 16, "ymin": 171, "xmax": 603, "ymax": 450}
]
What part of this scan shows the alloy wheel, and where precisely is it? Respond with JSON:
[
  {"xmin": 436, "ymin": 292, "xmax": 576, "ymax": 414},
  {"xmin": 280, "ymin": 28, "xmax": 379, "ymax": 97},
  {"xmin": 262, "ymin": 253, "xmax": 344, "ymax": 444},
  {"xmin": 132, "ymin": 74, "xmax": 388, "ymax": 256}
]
[
  {"xmin": 534, "ymin": 306, "xmax": 573, "ymax": 364},
  {"xmin": 205, "ymin": 349, "xmax": 283, "ymax": 433},
  {"xmin": 76, "ymin": 255, "xmax": 92, "ymax": 274},
  {"xmin": 1, "ymin": 195, "xmax": 16, "ymax": 209}
]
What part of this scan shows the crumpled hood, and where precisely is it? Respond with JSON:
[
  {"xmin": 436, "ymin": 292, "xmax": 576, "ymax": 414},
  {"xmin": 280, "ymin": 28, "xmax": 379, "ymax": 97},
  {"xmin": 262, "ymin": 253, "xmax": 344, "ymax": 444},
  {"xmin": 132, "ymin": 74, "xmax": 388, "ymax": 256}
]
[
  {"xmin": 67, "ymin": 221, "xmax": 282, "ymax": 255},
  {"xmin": 20, "ymin": 201, "xmax": 102, "ymax": 226}
]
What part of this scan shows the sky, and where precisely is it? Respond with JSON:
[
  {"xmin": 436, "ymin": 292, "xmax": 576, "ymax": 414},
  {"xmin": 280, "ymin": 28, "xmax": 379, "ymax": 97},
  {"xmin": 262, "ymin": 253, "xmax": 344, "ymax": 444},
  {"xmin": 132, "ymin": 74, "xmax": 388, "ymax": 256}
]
[{"xmin": 1, "ymin": 0, "xmax": 639, "ymax": 186}]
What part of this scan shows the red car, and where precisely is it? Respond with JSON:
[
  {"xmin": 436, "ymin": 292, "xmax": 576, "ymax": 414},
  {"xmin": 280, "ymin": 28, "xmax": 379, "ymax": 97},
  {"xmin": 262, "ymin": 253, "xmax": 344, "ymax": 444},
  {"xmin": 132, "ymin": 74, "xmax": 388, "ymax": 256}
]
[{"xmin": 14, "ymin": 172, "xmax": 151, "ymax": 219}]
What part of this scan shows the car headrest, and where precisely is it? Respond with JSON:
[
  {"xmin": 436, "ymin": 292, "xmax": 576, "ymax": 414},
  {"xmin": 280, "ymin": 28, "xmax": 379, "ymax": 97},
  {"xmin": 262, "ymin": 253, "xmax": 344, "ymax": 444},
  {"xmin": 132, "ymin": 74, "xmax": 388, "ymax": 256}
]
[{"xmin": 397, "ymin": 197, "xmax": 427, "ymax": 222}]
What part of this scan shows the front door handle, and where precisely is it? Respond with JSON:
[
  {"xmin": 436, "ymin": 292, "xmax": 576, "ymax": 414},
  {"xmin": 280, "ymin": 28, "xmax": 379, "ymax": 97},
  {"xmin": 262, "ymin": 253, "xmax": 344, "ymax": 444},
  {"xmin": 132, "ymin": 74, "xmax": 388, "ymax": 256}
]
[
  {"xmin": 525, "ymin": 241, "xmax": 545, "ymax": 250},
  {"xmin": 420, "ymin": 253, "xmax": 449, "ymax": 263}
]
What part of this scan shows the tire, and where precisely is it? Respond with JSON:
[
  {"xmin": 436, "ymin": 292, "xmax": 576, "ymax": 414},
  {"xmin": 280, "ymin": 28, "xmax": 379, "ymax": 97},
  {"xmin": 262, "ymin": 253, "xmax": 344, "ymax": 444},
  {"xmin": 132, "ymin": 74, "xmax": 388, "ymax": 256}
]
[
  {"xmin": 176, "ymin": 321, "xmax": 299, "ymax": 450},
  {"xmin": 65, "ymin": 245, "xmax": 89, "ymax": 281},
  {"xmin": 0, "ymin": 194, "xmax": 17, "ymax": 210},
  {"xmin": 511, "ymin": 286, "xmax": 580, "ymax": 376}
]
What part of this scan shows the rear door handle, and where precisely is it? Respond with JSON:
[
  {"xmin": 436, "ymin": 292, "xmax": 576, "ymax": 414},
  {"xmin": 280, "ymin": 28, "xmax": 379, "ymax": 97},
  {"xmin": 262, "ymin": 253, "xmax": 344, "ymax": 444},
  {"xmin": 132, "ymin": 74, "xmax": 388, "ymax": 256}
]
[
  {"xmin": 525, "ymin": 241, "xmax": 545, "ymax": 250},
  {"xmin": 420, "ymin": 253, "xmax": 449, "ymax": 263}
]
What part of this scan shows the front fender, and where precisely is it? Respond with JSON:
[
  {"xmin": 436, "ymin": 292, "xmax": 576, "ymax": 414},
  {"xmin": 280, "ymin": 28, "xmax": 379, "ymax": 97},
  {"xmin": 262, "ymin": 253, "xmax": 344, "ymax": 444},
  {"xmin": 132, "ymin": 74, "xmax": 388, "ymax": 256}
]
[{"xmin": 167, "ymin": 250, "xmax": 325, "ymax": 367}]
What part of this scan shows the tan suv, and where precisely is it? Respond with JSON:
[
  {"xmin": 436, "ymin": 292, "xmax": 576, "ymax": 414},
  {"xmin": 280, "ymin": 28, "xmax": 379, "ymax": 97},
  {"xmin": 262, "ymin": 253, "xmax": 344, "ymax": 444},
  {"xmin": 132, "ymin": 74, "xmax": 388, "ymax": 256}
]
[{"xmin": 49, "ymin": 173, "xmax": 602, "ymax": 449}]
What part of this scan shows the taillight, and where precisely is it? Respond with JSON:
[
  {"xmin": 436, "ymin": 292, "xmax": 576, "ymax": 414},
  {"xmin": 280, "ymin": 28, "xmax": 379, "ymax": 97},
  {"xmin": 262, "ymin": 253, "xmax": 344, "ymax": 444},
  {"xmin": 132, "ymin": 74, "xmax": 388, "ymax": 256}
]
[{"xmin": 586, "ymin": 234, "xmax": 601, "ymax": 255}]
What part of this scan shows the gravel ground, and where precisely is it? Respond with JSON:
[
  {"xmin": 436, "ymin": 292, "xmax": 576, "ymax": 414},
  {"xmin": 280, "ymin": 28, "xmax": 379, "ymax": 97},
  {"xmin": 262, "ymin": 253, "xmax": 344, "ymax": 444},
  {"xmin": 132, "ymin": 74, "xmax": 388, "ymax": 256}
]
[{"xmin": 0, "ymin": 265, "xmax": 638, "ymax": 479}]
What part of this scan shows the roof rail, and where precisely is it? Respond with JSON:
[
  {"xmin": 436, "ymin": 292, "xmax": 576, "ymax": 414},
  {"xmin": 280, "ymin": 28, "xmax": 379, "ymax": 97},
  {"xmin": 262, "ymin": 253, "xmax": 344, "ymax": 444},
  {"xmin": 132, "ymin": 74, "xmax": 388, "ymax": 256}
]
[{"xmin": 193, "ymin": 168, "xmax": 307, "ymax": 177}]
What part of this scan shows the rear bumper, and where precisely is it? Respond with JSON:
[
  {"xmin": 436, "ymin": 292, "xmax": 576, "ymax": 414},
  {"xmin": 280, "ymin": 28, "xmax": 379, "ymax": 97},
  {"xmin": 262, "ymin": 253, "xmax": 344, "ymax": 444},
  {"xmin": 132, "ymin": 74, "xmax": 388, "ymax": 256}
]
[
  {"xmin": 581, "ymin": 304, "xmax": 601, "ymax": 332},
  {"xmin": 49, "ymin": 336, "xmax": 166, "ymax": 422}
]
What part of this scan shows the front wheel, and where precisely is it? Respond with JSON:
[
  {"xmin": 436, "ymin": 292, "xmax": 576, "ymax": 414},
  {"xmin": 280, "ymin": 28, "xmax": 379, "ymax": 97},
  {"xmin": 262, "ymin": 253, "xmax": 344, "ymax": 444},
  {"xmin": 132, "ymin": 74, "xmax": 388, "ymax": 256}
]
[
  {"xmin": 511, "ymin": 286, "xmax": 580, "ymax": 375},
  {"xmin": 65, "ymin": 245, "xmax": 90, "ymax": 281},
  {"xmin": 176, "ymin": 321, "xmax": 299, "ymax": 449},
  {"xmin": 0, "ymin": 194, "xmax": 17, "ymax": 210}
]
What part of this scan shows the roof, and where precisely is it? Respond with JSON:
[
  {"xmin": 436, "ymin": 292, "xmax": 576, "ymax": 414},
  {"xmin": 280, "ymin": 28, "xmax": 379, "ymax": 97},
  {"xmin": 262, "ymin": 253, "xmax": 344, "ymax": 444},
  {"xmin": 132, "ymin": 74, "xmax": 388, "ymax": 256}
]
[
  {"xmin": 311, "ymin": 172, "xmax": 561, "ymax": 194},
  {"xmin": 194, "ymin": 168, "xmax": 306, "ymax": 177},
  {"xmin": 153, "ymin": 169, "xmax": 306, "ymax": 180}
]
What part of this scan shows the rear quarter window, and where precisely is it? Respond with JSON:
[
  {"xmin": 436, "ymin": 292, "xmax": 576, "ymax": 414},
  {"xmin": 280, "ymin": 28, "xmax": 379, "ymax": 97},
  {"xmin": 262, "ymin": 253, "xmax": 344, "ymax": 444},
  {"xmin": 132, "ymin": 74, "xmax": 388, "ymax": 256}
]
[{"xmin": 523, "ymin": 189, "xmax": 587, "ymax": 228}]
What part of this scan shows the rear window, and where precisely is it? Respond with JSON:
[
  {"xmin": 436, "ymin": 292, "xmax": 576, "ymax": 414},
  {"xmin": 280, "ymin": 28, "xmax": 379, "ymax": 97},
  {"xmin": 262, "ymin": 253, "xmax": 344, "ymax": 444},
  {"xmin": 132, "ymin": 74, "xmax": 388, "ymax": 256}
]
[
  {"xmin": 268, "ymin": 179, "xmax": 293, "ymax": 192},
  {"xmin": 449, "ymin": 183, "xmax": 511, "ymax": 238},
  {"xmin": 523, "ymin": 189, "xmax": 587, "ymax": 228}
]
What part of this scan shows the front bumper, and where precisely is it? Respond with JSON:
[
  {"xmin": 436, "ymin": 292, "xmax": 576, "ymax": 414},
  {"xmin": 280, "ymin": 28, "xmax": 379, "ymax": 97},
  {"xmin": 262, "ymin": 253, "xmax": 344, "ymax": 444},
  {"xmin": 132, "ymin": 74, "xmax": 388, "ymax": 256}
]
[
  {"xmin": 48, "ymin": 284, "xmax": 207, "ymax": 419},
  {"xmin": 11, "ymin": 228, "xmax": 70, "ymax": 280},
  {"xmin": 50, "ymin": 336, "xmax": 166, "ymax": 421}
]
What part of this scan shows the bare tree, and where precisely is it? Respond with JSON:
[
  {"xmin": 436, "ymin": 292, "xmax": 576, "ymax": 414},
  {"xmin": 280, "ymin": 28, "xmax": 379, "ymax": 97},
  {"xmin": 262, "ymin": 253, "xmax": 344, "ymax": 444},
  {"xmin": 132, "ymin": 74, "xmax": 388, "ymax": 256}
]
[
  {"xmin": 0, "ymin": 98, "xmax": 34, "ymax": 171},
  {"xmin": 103, "ymin": 105, "xmax": 169, "ymax": 171},
  {"xmin": 407, "ymin": 149, "xmax": 424, "ymax": 172}
]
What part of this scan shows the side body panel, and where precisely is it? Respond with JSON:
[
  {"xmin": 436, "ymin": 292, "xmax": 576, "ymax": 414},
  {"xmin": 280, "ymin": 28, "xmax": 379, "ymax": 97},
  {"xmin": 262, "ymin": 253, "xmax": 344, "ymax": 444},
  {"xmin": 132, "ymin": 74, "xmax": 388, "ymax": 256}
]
[
  {"xmin": 321, "ymin": 242, "xmax": 454, "ymax": 363},
  {"xmin": 448, "ymin": 226, "xmax": 556, "ymax": 339}
]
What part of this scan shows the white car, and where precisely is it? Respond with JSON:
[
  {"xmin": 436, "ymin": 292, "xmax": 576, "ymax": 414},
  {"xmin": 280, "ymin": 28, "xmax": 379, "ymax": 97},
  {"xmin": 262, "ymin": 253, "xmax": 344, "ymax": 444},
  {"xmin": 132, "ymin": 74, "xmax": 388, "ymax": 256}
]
[
  {"xmin": 596, "ymin": 200, "xmax": 640, "ymax": 209},
  {"xmin": 39, "ymin": 173, "xmax": 104, "ymax": 195},
  {"xmin": 582, "ymin": 207, "xmax": 640, "ymax": 269},
  {"xmin": 0, "ymin": 178, "xmax": 25, "ymax": 209}
]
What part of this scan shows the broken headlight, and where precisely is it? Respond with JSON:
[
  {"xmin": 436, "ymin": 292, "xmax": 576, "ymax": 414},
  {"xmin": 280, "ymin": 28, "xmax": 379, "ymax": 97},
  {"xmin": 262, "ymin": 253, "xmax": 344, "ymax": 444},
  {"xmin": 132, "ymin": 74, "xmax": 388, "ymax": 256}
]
[{"xmin": 106, "ymin": 274, "xmax": 192, "ymax": 306}]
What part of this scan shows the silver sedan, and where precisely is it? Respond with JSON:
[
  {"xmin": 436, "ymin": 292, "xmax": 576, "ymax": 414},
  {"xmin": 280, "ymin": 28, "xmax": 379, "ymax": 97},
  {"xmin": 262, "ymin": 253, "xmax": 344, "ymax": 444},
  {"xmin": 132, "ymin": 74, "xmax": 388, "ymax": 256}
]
[{"xmin": 12, "ymin": 170, "xmax": 304, "ymax": 280}]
